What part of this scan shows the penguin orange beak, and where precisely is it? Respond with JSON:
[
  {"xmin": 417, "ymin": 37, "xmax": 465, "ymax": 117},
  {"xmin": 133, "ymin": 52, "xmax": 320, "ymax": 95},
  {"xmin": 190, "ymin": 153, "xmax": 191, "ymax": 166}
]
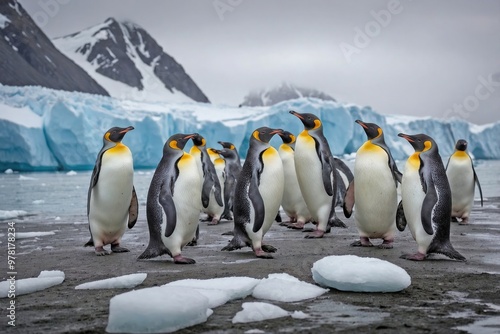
[
  {"xmin": 184, "ymin": 134, "xmax": 196, "ymax": 140},
  {"xmin": 289, "ymin": 110, "xmax": 303, "ymax": 119},
  {"xmin": 355, "ymin": 120, "xmax": 368, "ymax": 129},
  {"xmin": 398, "ymin": 133, "xmax": 414, "ymax": 143},
  {"xmin": 119, "ymin": 126, "xmax": 135, "ymax": 134},
  {"xmin": 270, "ymin": 129, "xmax": 283, "ymax": 135}
]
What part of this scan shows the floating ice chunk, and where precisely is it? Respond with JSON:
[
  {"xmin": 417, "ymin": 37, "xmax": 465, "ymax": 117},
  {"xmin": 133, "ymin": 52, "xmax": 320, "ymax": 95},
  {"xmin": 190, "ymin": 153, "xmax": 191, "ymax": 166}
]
[
  {"xmin": 232, "ymin": 302, "xmax": 290, "ymax": 324},
  {"xmin": 15, "ymin": 231, "xmax": 55, "ymax": 239},
  {"xmin": 252, "ymin": 273, "xmax": 328, "ymax": 302},
  {"xmin": 32, "ymin": 199, "xmax": 45, "ymax": 204},
  {"xmin": 75, "ymin": 273, "xmax": 147, "ymax": 290},
  {"xmin": 291, "ymin": 311, "xmax": 310, "ymax": 319},
  {"xmin": 0, "ymin": 210, "xmax": 28, "ymax": 220},
  {"xmin": 4, "ymin": 169, "xmax": 13, "ymax": 174},
  {"xmin": 164, "ymin": 276, "xmax": 259, "ymax": 308},
  {"xmin": 0, "ymin": 270, "xmax": 64, "ymax": 298},
  {"xmin": 312, "ymin": 255, "xmax": 411, "ymax": 292},
  {"xmin": 106, "ymin": 286, "xmax": 209, "ymax": 333},
  {"xmin": 66, "ymin": 170, "xmax": 77, "ymax": 175}
]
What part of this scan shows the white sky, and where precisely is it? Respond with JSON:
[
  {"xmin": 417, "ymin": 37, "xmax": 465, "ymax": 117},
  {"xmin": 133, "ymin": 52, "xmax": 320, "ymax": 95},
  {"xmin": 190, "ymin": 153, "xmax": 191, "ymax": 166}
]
[{"xmin": 18, "ymin": 0, "xmax": 500, "ymax": 125}]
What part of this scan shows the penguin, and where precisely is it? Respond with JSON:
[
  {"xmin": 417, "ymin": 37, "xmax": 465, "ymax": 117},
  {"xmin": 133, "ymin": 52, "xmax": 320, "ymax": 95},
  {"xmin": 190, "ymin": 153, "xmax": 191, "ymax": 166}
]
[
  {"xmin": 446, "ymin": 139, "xmax": 483, "ymax": 225},
  {"xmin": 85, "ymin": 126, "xmax": 138, "ymax": 256},
  {"xmin": 138, "ymin": 133, "xmax": 202, "ymax": 264},
  {"xmin": 348, "ymin": 120, "xmax": 402, "ymax": 248},
  {"xmin": 397, "ymin": 133, "xmax": 466, "ymax": 261},
  {"xmin": 217, "ymin": 141, "xmax": 242, "ymax": 220},
  {"xmin": 289, "ymin": 110, "xmax": 346, "ymax": 238},
  {"xmin": 221, "ymin": 127, "xmax": 284, "ymax": 258},
  {"xmin": 190, "ymin": 135, "xmax": 224, "ymax": 225},
  {"xmin": 277, "ymin": 130, "xmax": 312, "ymax": 229}
]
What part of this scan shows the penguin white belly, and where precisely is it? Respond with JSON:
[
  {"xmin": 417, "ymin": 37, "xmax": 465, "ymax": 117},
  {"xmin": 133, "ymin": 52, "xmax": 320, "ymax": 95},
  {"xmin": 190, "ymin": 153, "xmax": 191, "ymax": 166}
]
[
  {"xmin": 294, "ymin": 136, "xmax": 331, "ymax": 229},
  {"xmin": 245, "ymin": 147, "xmax": 284, "ymax": 244},
  {"xmin": 161, "ymin": 154, "xmax": 202, "ymax": 256},
  {"xmin": 279, "ymin": 146, "xmax": 310, "ymax": 221},
  {"xmin": 447, "ymin": 158, "xmax": 474, "ymax": 218},
  {"xmin": 354, "ymin": 148, "xmax": 397, "ymax": 238},
  {"xmin": 89, "ymin": 151, "xmax": 133, "ymax": 245},
  {"xmin": 402, "ymin": 162, "xmax": 433, "ymax": 254}
]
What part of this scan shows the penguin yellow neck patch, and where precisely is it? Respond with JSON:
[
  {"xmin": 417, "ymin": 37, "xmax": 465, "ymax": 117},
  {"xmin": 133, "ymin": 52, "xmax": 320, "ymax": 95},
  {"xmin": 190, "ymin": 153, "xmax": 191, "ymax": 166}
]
[
  {"xmin": 359, "ymin": 141, "xmax": 382, "ymax": 154},
  {"xmin": 107, "ymin": 142, "xmax": 129, "ymax": 155},
  {"xmin": 262, "ymin": 147, "xmax": 278, "ymax": 161},
  {"xmin": 408, "ymin": 152, "xmax": 421, "ymax": 169},
  {"xmin": 280, "ymin": 144, "xmax": 294, "ymax": 154},
  {"xmin": 453, "ymin": 151, "xmax": 469, "ymax": 159},
  {"xmin": 178, "ymin": 152, "xmax": 194, "ymax": 168}
]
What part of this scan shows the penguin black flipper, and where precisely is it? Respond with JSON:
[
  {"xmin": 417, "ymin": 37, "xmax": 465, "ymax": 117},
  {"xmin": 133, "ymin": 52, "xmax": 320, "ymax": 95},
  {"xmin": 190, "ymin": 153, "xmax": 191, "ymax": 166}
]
[
  {"xmin": 421, "ymin": 178, "xmax": 437, "ymax": 235},
  {"xmin": 128, "ymin": 186, "xmax": 139, "ymax": 228},
  {"xmin": 159, "ymin": 178, "xmax": 177, "ymax": 238},
  {"xmin": 201, "ymin": 171, "xmax": 213, "ymax": 209},
  {"xmin": 87, "ymin": 147, "xmax": 107, "ymax": 216},
  {"xmin": 373, "ymin": 138, "xmax": 402, "ymax": 185},
  {"xmin": 315, "ymin": 139, "xmax": 334, "ymax": 196},
  {"xmin": 333, "ymin": 157, "xmax": 354, "ymax": 183},
  {"xmin": 472, "ymin": 164, "xmax": 484, "ymax": 207},
  {"xmin": 396, "ymin": 200, "xmax": 407, "ymax": 231},
  {"xmin": 250, "ymin": 168, "xmax": 266, "ymax": 233}
]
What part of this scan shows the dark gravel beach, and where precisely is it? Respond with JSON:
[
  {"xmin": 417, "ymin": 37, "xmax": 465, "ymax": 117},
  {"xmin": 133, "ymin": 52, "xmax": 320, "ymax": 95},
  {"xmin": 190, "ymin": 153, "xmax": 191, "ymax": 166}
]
[{"xmin": 2, "ymin": 197, "xmax": 500, "ymax": 334}]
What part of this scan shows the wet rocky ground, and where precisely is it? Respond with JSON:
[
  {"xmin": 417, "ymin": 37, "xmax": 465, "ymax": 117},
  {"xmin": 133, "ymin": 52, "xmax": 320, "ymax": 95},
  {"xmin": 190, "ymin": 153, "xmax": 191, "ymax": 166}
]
[{"xmin": 1, "ymin": 198, "xmax": 500, "ymax": 333}]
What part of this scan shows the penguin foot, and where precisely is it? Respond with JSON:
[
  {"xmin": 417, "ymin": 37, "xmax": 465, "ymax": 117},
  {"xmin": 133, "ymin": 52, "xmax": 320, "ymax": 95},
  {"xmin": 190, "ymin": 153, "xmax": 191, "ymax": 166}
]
[
  {"xmin": 111, "ymin": 245, "xmax": 130, "ymax": 253},
  {"xmin": 378, "ymin": 240, "xmax": 393, "ymax": 249},
  {"xmin": 350, "ymin": 238, "xmax": 374, "ymax": 247},
  {"xmin": 303, "ymin": 226, "xmax": 331, "ymax": 233},
  {"xmin": 254, "ymin": 248, "xmax": 274, "ymax": 259},
  {"xmin": 400, "ymin": 252, "xmax": 426, "ymax": 261},
  {"xmin": 186, "ymin": 239, "xmax": 198, "ymax": 246},
  {"xmin": 221, "ymin": 230, "xmax": 234, "ymax": 236},
  {"xmin": 451, "ymin": 217, "xmax": 459, "ymax": 223},
  {"xmin": 287, "ymin": 222, "xmax": 305, "ymax": 230},
  {"xmin": 261, "ymin": 244, "xmax": 277, "ymax": 253},
  {"xmin": 173, "ymin": 255, "xmax": 196, "ymax": 264},
  {"xmin": 208, "ymin": 218, "xmax": 220, "ymax": 225},
  {"xmin": 328, "ymin": 217, "xmax": 347, "ymax": 228},
  {"xmin": 94, "ymin": 247, "xmax": 110, "ymax": 256},
  {"xmin": 305, "ymin": 230, "xmax": 325, "ymax": 238},
  {"xmin": 458, "ymin": 218, "xmax": 469, "ymax": 225}
]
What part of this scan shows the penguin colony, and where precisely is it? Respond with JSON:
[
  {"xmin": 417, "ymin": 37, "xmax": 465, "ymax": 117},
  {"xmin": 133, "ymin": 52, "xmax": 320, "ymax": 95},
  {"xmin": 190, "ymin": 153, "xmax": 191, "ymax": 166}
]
[{"xmin": 87, "ymin": 111, "xmax": 483, "ymax": 263}]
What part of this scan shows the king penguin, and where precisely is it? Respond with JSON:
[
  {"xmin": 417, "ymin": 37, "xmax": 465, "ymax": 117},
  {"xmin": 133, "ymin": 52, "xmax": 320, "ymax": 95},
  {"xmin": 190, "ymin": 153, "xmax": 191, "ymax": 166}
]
[
  {"xmin": 190, "ymin": 134, "xmax": 224, "ymax": 225},
  {"xmin": 289, "ymin": 110, "xmax": 346, "ymax": 238},
  {"xmin": 277, "ymin": 130, "xmax": 312, "ymax": 229},
  {"xmin": 221, "ymin": 127, "xmax": 284, "ymax": 258},
  {"xmin": 138, "ymin": 133, "xmax": 202, "ymax": 264},
  {"xmin": 347, "ymin": 120, "xmax": 402, "ymax": 248},
  {"xmin": 217, "ymin": 141, "xmax": 242, "ymax": 220},
  {"xmin": 397, "ymin": 133, "xmax": 466, "ymax": 261},
  {"xmin": 86, "ymin": 126, "xmax": 138, "ymax": 256},
  {"xmin": 446, "ymin": 139, "xmax": 483, "ymax": 224}
]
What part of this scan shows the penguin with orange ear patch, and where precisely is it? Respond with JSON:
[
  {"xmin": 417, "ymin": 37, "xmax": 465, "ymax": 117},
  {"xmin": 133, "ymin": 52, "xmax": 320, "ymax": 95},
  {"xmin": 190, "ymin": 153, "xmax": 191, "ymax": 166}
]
[
  {"xmin": 398, "ymin": 133, "xmax": 465, "ymax": 261},
  {"xmin": 222, "ymin": 127, "xmax": 284, "ymax": 258},
  {"xmin": 86, "ymin": 126, "xmax": 138, "ymax": 256}
]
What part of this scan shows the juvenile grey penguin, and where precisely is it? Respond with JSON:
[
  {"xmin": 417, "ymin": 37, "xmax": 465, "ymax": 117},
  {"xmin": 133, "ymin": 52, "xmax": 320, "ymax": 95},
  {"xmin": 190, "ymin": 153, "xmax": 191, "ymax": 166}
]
[
  {"xmin": 217, "ymin": 141, "xmax": 242, "ymax": 220},
  {"xmin": 190, "ymin": 134, "xmax": 224, "ymax": 225},
  {"xmin": 85, "ymin": 126, "xmax": 138, "ymax": 256},
  {"xmin": 446, "ymin": 139, "xmax": 483, "ymax": 224},
  {"xmin": 138, "ymin": 133, "xmax": 202, "ymax": 264},
  {"xmin": 221, "ymin": 127, "xmax": 284, "ymax": 258},
  {"xmin": 347, "ymin": 120, "xmax": 402, "ymax": 248},
  {"xmin": 397, "ymin": 133, "xmax": 466, "ymax": 261},
  {"xmin": 289, "ymin": 110, "xmax": 346, "ymax": 238}
]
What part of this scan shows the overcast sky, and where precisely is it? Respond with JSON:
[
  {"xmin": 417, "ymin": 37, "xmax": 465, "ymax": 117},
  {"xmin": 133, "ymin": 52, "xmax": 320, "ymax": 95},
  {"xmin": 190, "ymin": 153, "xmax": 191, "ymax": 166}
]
[{"xmin": 19, "ymin": 0, "xmax": 500, "ymax": 124}]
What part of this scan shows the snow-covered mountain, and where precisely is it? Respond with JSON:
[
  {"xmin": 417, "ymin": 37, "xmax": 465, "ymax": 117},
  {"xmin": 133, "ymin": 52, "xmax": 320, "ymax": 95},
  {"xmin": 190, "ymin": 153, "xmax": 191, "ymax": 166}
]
[
  {"xmin": 0, "ymin": 0, "xmax": 108, "ymax": 96},
  {"xmin": 1, "ymin": 84, "xmax": 499, "ymax": 171},
  {"xmin": 53, "ymin": 18, "xmax": 209, "ymax": 104},
  {"xmin": 241, "ymin": 82, "xmax": 335, "ymax": 107}
]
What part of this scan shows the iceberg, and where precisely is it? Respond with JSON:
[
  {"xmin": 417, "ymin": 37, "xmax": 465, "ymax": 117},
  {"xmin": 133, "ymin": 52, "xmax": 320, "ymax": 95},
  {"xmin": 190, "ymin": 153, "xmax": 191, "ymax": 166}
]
[{"xmin": 1, "ymin": 84, "xmax": 499, "ymax": 171}]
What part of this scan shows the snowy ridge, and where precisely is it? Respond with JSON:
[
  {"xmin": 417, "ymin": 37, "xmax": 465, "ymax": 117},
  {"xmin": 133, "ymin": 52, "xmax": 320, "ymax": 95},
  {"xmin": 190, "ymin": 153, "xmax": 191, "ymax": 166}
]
[
  {"xmin": 0, "ymin": 84, "xmax": 499, "ymax": 171},
  {"xmin": 53, "ymin": 18, "xmax": 209, "ymax": 104}
]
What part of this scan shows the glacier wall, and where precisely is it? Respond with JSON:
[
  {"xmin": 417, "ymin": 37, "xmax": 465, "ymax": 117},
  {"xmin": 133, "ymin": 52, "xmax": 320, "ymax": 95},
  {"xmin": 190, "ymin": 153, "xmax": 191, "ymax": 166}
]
[{"xmin": 0, "ymin": 84, "xmax": 498, "ymax": 171}]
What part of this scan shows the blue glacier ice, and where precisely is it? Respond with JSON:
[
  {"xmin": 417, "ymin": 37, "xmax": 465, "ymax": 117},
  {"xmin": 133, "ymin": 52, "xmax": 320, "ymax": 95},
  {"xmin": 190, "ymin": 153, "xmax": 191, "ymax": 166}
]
[{"xmin": 0, "ymin": 84, "xmax": 498, "ymax": 171}]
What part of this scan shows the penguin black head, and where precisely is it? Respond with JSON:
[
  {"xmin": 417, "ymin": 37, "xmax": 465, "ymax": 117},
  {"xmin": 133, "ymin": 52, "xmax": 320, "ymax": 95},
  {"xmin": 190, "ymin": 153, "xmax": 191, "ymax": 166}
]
[
  {"xmin": 355, "ymin": 120, "xmax": 382, "ymax": 140},
  {"xmin": 398, "ymin": 133, "xmax": 436, "ymax": 153},
  {"xmin": 165, "ymin": 133, "xmax": 196, "ymax": 151},
  {"xmin": 455, "ymin": 139, "xmax": 468, "ymax": 151},
  {"xmin": 289, "ymin": 111, "xmax": 321, "ymax": 130},
  {"xmin": 218, "ymin": 141, "xmax": 236, "ymax": 150},
  {"xmin": 278, "ymin": 130, "xmax": 296, "ymax": 144},
  {"xmin": 252, "ymin": 127, "xmax": 283, "ymax": 144},
  {"xmin": 104, "ymin": 126, "xmax": 134, "ymax": 143},
  {"xmin": 192, "ymin": 134, "xmax": 207, "ymax": 147}
]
